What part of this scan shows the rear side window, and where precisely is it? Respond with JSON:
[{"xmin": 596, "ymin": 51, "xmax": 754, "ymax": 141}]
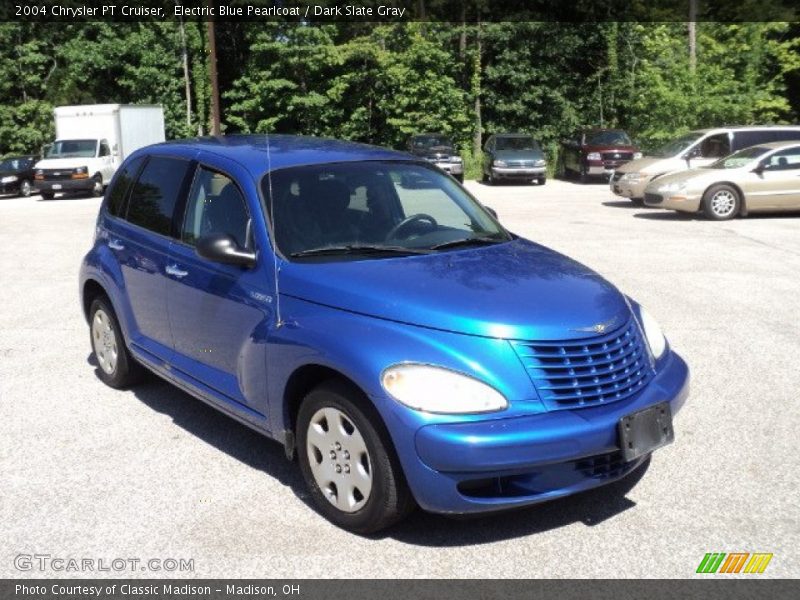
[
  {"xmin": 127, "ymin": 156, "xmax": 191, "ymax": 237},
  {"xmin": 107, "ymin": 156, "xmax": 144, "ymax": 218}
]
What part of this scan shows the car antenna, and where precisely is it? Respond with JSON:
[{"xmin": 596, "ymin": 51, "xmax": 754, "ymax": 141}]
[{"xmin": 265, "ymin": 132, "xmax": 283, "ymax": 328}]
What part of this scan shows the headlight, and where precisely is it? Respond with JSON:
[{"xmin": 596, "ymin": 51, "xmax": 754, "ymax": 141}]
[
  {"xmin": 586, "ymin": 152, "xmax": 602, "ymax": 161},
  {"xmin": 493, "ymin": 160, "xmax": 507, "ymax": 168},
  {"xmin": 633, "ymin": 152, "xmax": 643, "ymax": 160},
  {"xmin": 1, "ymin": 175, "xmax": 18, "ymax": 183},
  {"xmin": 658, "ymin": 181, "xmax": 687, "ymax": 194},
  {"xmin": 381, "ymin": 364, "xmax": 508, "ymax": 414},
  {"xmin": 535, "ymin": 159, "xmax": 546, "ymax": 166},
  {"xmin": 451, "ymin": 156, "xmax": 463, "ymax": 163},
  {"xmin": 638, "ymin": 306, "xmax": 666, "ymax": 359},
  {"xmin": 74, "ymin": 166, "xmax": 88, "ymax": 175},
  {"xmin": 622, "ymin": 172, "xmax": 646, "ymax": 183}
]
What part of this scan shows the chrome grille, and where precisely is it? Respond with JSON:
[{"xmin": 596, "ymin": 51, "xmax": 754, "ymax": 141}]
[
  {"xmin": 38, "ymin": 169, "xmax": 73, "ymax": 180},
  {"xmin": 575, "ymin": 452, "xmax": 635, "ymax": 479},
  {"xmin": 506, "ymin": 160, "xmax": 536, "ymax": 168},
  {"xmin": 511, "ymin": 318, "xmax": 652, "ymax": 410},
  {"xmin": 602, "ymin": 151, "xmax": 633, "ymax": 161}
]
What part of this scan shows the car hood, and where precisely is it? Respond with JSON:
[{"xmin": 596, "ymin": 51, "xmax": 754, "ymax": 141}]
[
  {"xmin": 644, "ymin": 167, "xmax": 727, "ymax": 191},
  {"xmin": 614, "ymin": 156, "xmax": 674, "ymax": 174},
  {"xmin": 583, "ymin": 144, "xmax": 638, "ymax": 153},
  {"xmin": 493, "ymin": 149, "xmax": 545, "ymax": 161},
  {"xmin": 279, "ymin": 238, "xmax": 630, "ymax": 341},
  {"xmin": 34, "ymin": 158, "xmax": 95, "ymax": 170}
]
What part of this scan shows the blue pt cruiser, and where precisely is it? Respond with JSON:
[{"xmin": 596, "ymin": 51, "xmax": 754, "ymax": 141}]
[{"xmin": 79, "ymin": 135, "xmax": 689, "ymax": 533}]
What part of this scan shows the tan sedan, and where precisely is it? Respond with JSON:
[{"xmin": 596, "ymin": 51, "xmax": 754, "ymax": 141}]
[{"xmin": 643, "ymin": 141, "xmax": 800, "ymax": 220}]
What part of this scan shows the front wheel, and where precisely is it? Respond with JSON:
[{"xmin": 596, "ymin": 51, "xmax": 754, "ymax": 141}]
[
  {"xmin": 536, "ymin": 176, "xmax": 546, "ymax": 185},
  {"xmin": 703, "ymin": 184, "xmax": 740, "ymax": 220},
  {"xmin": 19, "ymin": 179, "xmax": 32, "ymax": 197},
  {"xmin": 40, "ymin": 191, "xmax": 55, "ymax": 200},
  {"xmin": 297, "ymin": 380, "xmax": 414, "ymax": 534},
  {"xmin": 91, "ymin": 175, "xmax": 103, "ymax": 197}
]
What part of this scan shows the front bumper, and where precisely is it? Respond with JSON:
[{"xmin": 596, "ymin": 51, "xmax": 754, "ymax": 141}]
[
  {"xmin": 611, "ymin": 176, "xmax": 650, "ymax": 199},
  {"xmin": 644, "ymin": 191, "xmax": 702, "ymax": 212},
  {"xmin": 36, "ymin": 178, "xmax": 94, "ymax": 193},
  {"xmin": 0, "ymin": 181, "xmax": 21, "ymax": 194},
  {"xmin": 428, "ymin": 160, "xmax": 464, "ymax": 176},
  {"xmin": 491, "ymin": 166, "xmax": 546, "ymax": 180},
  {"xmin": 392, "ymin": 350, "xmax": 689, "ymax": 514}
]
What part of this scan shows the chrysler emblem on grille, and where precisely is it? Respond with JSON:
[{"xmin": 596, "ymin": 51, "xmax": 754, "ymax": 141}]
[{"xmin": 572, "ymin": 316, "xmax": 619, "ymax": 334}]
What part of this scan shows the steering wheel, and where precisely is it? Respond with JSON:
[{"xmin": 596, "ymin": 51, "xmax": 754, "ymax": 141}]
[{"xmin": 385, "ymin": 213, "xmax": 438, "ymax": 241}]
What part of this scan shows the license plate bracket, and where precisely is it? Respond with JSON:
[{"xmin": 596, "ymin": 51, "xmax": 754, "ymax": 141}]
[{"xmin": 618, "ymin": 401, "xmax": 674, "ymax": 462}]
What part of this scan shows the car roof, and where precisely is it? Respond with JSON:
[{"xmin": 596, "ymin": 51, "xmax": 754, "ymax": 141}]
[
  {"xmin": 756, "ymin": 140, "xmax": 800, "ymax": 151},
  {"xmin": 690, "ymin": 125, "xmax": 800, "ymax": 135},
  {"xmin": 152, "ymin": 134, "xmax": 414, "ymax": 173}
]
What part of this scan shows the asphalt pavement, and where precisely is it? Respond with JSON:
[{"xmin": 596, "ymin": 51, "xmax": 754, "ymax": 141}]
[{"xmin": 1, "ymin": 178, "xmax": 797, "ymax": 578}]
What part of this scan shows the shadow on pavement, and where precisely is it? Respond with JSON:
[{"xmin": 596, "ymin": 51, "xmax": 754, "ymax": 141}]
[
  {"xmin": 88, "ymin": 354, "xmax": 650, "ymax": 545},
  {"xmin": 602, "ymin": 200, "xmax": 644, "ymax": 209},
  {"xmin": 632, "ymin": 211, "xmax": 696, "ymax": 221}
]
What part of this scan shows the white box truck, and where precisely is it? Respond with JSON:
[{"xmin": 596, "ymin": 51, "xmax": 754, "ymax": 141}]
[{"xmin": 35, "ymin": 104, "xmax": 165, "ymax": 199}]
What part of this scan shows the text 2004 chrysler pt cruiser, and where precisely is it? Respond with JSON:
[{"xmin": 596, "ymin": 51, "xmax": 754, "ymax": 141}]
[{"xmin": 80, "ymin": 135, "xmax": 689, "ymax": 533}]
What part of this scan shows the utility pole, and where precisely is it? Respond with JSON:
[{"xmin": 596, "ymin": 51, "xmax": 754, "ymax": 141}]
[
  {"xmin": 207, "ymin": 16, "xmax": 221, "ymax": 136},
  {"xmin": 688, "ymin": 0, "xmax": 697, "ymax": 74}
]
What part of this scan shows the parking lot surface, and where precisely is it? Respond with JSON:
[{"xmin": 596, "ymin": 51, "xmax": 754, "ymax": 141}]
[{"xmin": 1, "ymin": 178, "xmax": 798, "ymax": 578}]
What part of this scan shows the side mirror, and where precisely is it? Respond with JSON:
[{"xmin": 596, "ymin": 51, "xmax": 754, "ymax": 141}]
[
  {"xmin": 484, "ymin": 205, "xmax": 498, "ymax": 219},
  {"xmin": 196, "ymin": 233, "xmax": 256, "ymax": 268},
  {"xmin": 752, "ymin": 163, "xmax": 766, "ymax": 174}
]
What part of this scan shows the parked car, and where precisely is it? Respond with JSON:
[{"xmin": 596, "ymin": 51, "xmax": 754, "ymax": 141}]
[
  {"xmin": 482, "ymin": 133, "xmax": 547, "ymax": 185},
  {"xmin": 612, "ymin": 125, "xmax": 800, "ymax": 204},
  {"xmin": 0, "ymin": 155, "xmax": 38, "ymax": 197},
  {"xmin": 644, "ymin": 141, "xmax": 800, "ymax": 220},
  {"xmin": 80, "ymin": 135, "xmax": 688, "ymax": 533},
  {"xmin": 559, "ymin": 129, "xmax": 641, "ymax": 183},
  {"xmin": 407, "ymin": 133, "xmax": 464, "ymax": 182},
  {"xmin": 35, "ymin": 104, "xmax": 165, "ymax": 200}
]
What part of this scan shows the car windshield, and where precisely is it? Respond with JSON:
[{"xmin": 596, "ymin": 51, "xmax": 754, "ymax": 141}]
[
  {"xmin": 46, "ymin": 140, "xmax": 97, "ymax": 158},
  {"xmin": 651, "ymin": 132, "xmax": 704, "ymax": 157},
  {"xmin": 412, "ymin": 135, "xmax": 453, "ymax": 149},
  {"xmin": 585, "ymin": 130, "xmax": 632, "ymax": 146},
  {"xmin": 262, "ymin": 161, "xmax": 509, "ymax": 260},
  {"xmin": 495, "ymin": 136, "xmax": 540, "ymax": 151},
  {"xmin": 707, "ymin": 146, "xmax": 768, "ymax": 169}
]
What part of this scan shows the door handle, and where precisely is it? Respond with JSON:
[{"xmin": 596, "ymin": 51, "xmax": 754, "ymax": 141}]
[
  {"xmin": 165, "ymin": 264, "xmax": 188, "ymax": 278},
  {"xmin": 108, "ymin": 239, "xmax": 124, "ymax": 251}
]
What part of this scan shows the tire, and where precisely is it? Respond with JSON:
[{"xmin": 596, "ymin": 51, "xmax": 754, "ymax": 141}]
[
  {"xmin": 579, "ymin": 165, "xmax": 589, "ymax": 184},
  {"xmin": 537, "ymin": 176, "xmax": 546, "ymax": 185},
  {"xmin": 297, "ymin": 380, "xmax": 415, "ymax": 534},
  {"xmin": 40, "ymin": 191, "xmax": 54, "ymax": 200},
  {"xmin": 631, "ymin": 197, "xmax": 644, "ymax": 206},
  {"xmin": 91, "ymin": 175, "xmax": 103, "ymax": 197},
  {"xmin": 89, "ymin": 297, "xmax": 144, "ymax": 389},
  {"xmin": 454, "ymin": 173, "xmax": 464, "ymax": 183},
  {"xmin": 19, "ymin": 179, "xmax": 32, "ymax": 198},
  {"xmin": 702, "ymin": 184, "xmax": 740, "ymax": 221}
]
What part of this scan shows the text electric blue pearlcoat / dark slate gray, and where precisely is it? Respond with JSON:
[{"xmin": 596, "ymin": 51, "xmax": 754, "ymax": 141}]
[{"xmin": 80, "ymin": 135, "xmax": 689, "ymax": 517}]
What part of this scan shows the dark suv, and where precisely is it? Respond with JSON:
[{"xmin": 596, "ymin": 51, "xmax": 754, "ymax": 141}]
[
  {"xmin": 407, "ymin": 134, "xmax": 464, "ymax": 182},
  {"xmin": 559, "ymin": 129, "xmax": 641, "ymax": 183}
]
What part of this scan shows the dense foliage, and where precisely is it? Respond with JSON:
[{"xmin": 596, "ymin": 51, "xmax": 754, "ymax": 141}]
[{"xmin": 1, "ymin": 21, "xmax": 799, "ymax": 172}]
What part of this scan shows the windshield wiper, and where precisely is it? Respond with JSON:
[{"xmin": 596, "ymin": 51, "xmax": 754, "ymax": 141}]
[
  {"xmin": 430, "ymin": 236, "xmax": 507, "ymax": 251},
  {"xmin": 290, "ymin": 244, "xmax": 431, "ymax": 258}
]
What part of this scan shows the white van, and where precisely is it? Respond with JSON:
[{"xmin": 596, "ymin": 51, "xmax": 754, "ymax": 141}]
[
  {"xmin": 35, "ymin": 104, "xmax": 165, "ymax": 199},
  {"xmin": 611, "ymin": 126, "xmax": 800, "ymax": 204}
]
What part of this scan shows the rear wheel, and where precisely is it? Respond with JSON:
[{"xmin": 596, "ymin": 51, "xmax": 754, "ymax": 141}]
[
  {"xmin": 537, "ymin": 176, "xmax": 546, "ymax": 185},
  {"xmin": 19, "ymin": 179, "xmax": 32, "ymax": 197},
  {"xmin": 297, "ymin": 380, "xmax": 414, "ymax": 534},
  {"xmin": 703, "ymin": 184, "xmax": 740, "ymax": 220},
  {"xmin": 630, "ymin": 197, "xmax": 644, "ymax": 206},
  {"xmin": 89, "ymin": 297, "xmax": 143, "ymax": 388}
]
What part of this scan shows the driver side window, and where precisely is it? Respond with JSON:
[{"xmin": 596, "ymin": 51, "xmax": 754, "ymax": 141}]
[
  {"xmin": 697, "ymin": 134, "xmax": 731, "ymax": 159},
  {"xmin": 182, "ymin": 167, "xmax": 251, "ymax": 250}
]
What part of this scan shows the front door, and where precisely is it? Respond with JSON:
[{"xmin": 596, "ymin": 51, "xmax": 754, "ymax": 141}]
[
  {"xmin": 747, "ymin": 147, "xmax": 800, "ymax": 211},
  {"xmin": 166, "ymin": 163, "xmax": 274, "ymax": 416}
]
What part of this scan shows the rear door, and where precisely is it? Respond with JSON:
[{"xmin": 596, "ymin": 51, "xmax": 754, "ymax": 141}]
[
  {"xmin": 110, "ymin": 154, "xmax": 194, "ymax": 361},
  {"xmin": 165, "ymin": 160, "xmax": 274, "ymax": 416}
]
